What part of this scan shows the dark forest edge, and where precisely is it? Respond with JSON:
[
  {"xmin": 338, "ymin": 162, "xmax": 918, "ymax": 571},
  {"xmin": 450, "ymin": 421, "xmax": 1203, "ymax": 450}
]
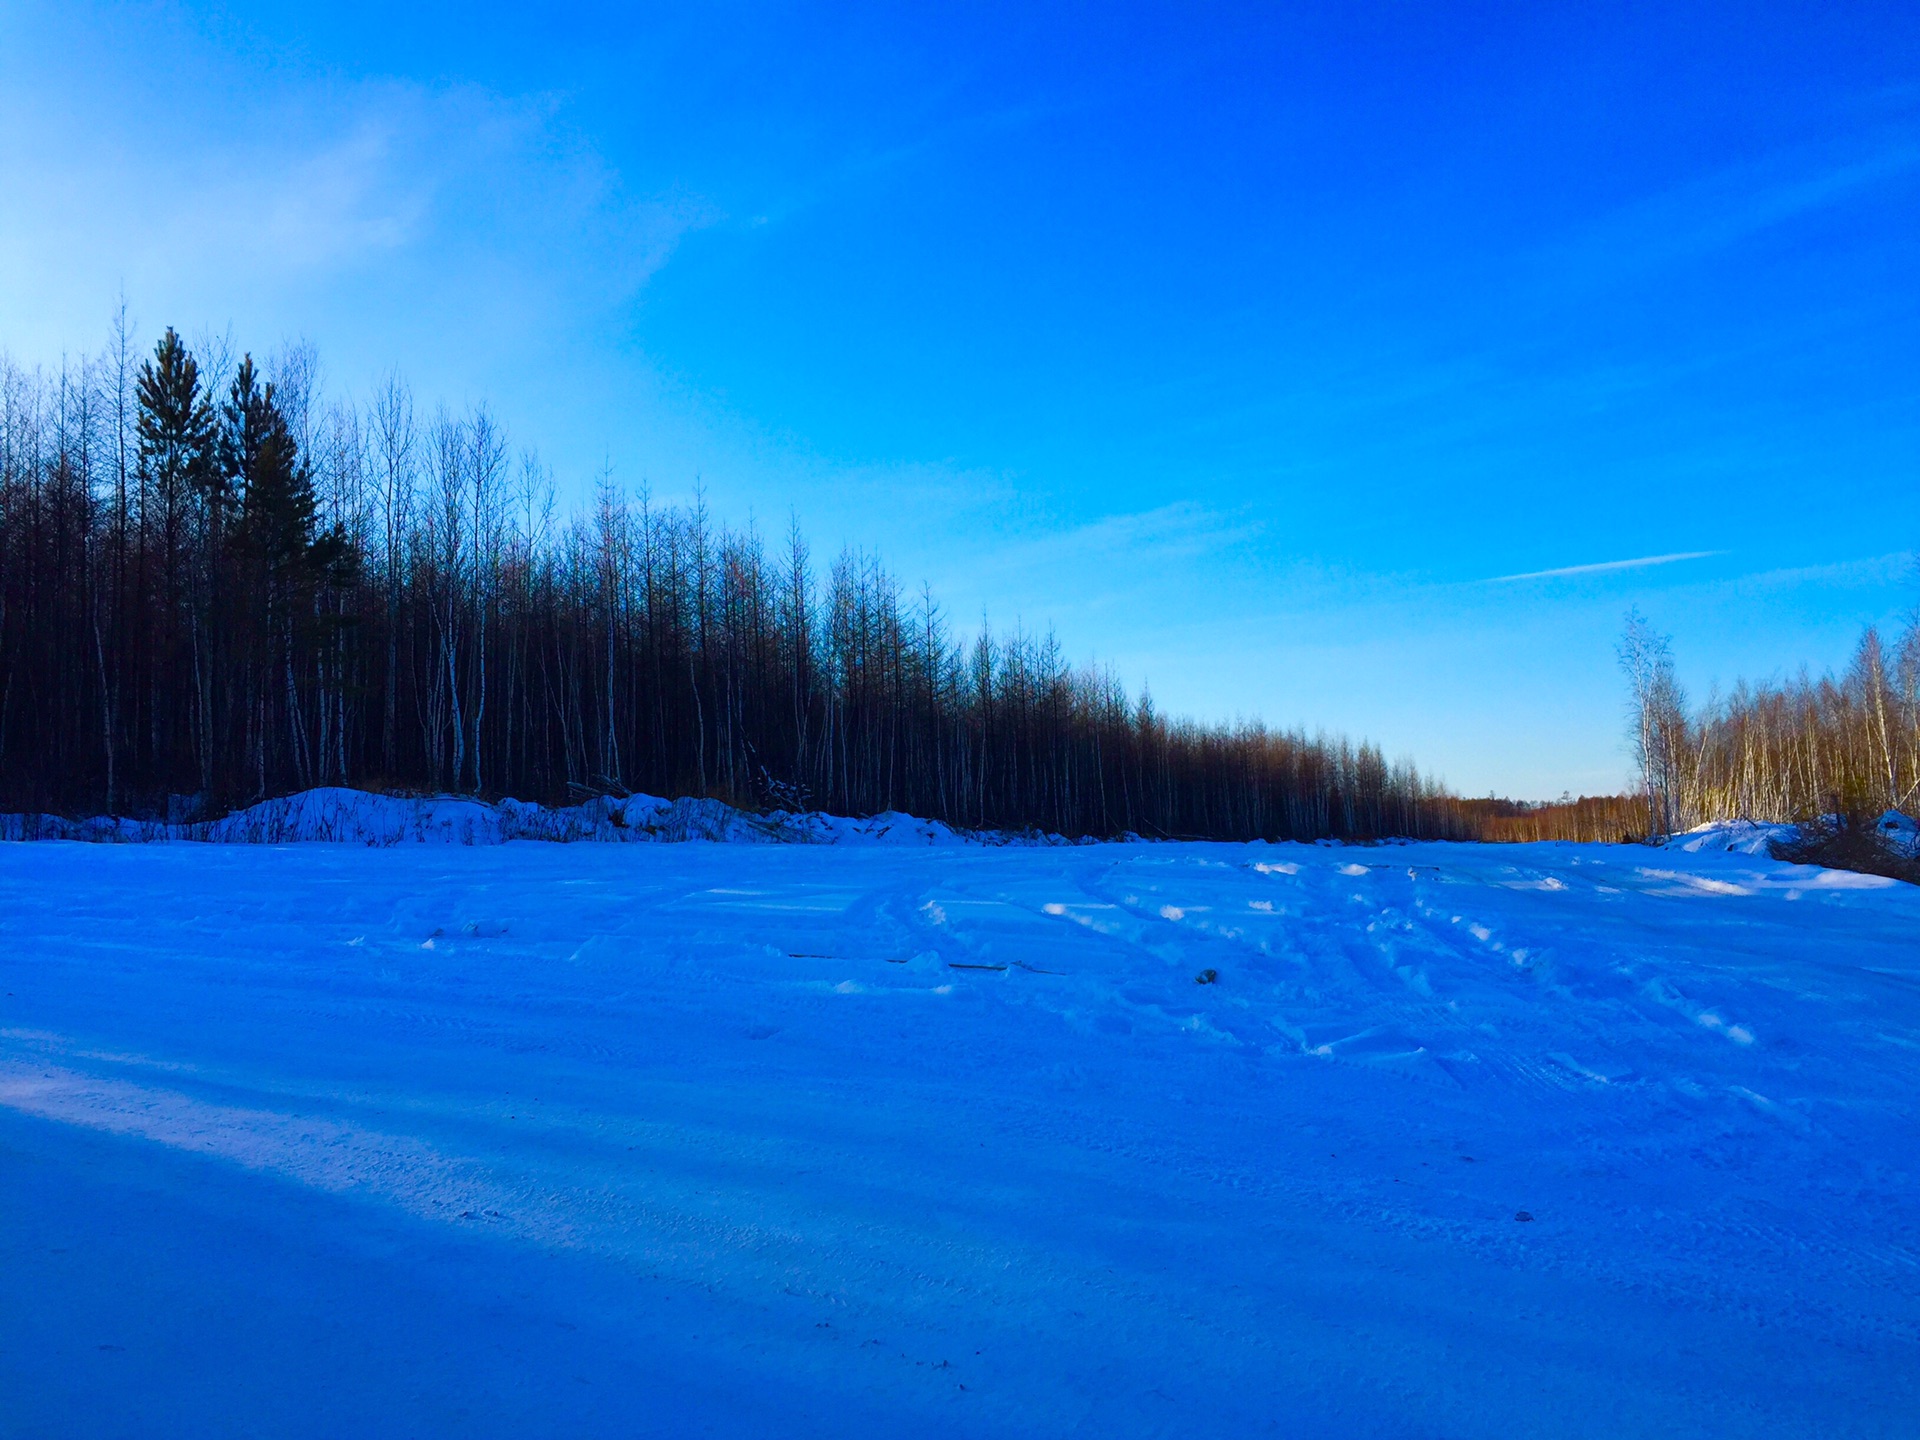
[
  {"xmin": 2, "ymin": 321, "xmax": 1910, "ymax": 849},
  {"xmin": 1, "ymin": 321, "xmax": 1480, "ymax": 841}
]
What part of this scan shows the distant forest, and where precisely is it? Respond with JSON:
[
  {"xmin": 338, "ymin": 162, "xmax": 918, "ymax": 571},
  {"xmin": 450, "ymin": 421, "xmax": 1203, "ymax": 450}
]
[
  {"xmin": 1487, "ymin": 616, "xmax": 1920, "ymax": 848},
  {"xmin": 1, "ymin": 320, "xmax": 1484, "ymax": 840}
]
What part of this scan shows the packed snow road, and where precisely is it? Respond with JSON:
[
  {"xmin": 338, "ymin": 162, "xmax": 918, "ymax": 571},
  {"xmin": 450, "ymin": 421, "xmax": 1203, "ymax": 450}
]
[{"xmin": 1, "ymin": 837, "xmax": 1915, "ymax": 1437}]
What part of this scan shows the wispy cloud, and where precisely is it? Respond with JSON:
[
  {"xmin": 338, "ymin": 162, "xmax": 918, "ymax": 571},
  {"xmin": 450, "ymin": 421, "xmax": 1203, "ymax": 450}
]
[
  {"xmin": 1489, "ymin": 551, "xmax": 1723, "ymax": 583},
  {"xmin": 0, "ymin": 44, "xmax": 715, "ymax": 366},
  {"xmin": 893, "ymin": 501, "xmax": 1259, "ymax": 637},
  {"xmin": 966, "ymin": 502, "xmax": 1259, "ymax": 584},
  {"xmin": 1721, "ymin": 549, "xmax": 1917, "ymax": 595},
  {"xmin": 1539, "ymin": 126, "xmax": 1920, "ymax": 295}
]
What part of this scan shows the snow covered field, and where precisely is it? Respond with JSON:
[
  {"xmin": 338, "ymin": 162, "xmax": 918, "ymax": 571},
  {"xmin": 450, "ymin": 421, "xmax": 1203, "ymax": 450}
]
[{"xmin": 2, "ymin": 834, "xmax": 1916, "ymax": 1437}]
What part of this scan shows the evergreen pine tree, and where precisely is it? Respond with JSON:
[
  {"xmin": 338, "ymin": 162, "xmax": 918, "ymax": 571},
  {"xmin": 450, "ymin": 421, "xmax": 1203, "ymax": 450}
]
[
  {"xmin": 134, "ymin": 328, "xmax": 217, "ymax": 792},
  {"xmin": 135, "ymin": 328, "xmax": 215, "ymax": 520}
]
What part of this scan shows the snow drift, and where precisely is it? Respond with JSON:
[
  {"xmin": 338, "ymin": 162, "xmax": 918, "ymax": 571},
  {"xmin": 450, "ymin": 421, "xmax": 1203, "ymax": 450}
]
[
  {"xmin": 1671, "ymin": 811, "xmax": 1920, "ymax": 863},
  {"xmin": 0, "ymin": 786, "xmax": 1010, "ymax": 847},
  {"xmin": 6, "ymin": 788, "xmax": 1915, "ymax": 871}
]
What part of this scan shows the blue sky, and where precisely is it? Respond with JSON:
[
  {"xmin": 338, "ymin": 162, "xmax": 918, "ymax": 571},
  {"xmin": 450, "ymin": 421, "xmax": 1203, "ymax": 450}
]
[{"xmin": 3, "ymin": 2, "xmax": 1916, "ymax": 797}]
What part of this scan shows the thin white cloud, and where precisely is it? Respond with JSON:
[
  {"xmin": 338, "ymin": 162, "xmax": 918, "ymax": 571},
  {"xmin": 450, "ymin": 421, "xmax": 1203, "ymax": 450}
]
[{"xmin": 1490, "ymin": 551, "xmax": 1723, "ymax": 583}]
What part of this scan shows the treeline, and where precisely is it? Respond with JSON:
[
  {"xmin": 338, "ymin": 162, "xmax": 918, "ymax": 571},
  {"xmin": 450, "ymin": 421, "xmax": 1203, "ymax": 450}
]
[
  {"xmin": 1463, "ymin": 794, "xmax": 1648, "ymax": 844},
  {"xmin": 0, "ymin": 321, "xmax": 1478, "ymax": 840},
  {"xmin": 1623, "ymin": 609, "xmax": 1920, "ymax": 834}
]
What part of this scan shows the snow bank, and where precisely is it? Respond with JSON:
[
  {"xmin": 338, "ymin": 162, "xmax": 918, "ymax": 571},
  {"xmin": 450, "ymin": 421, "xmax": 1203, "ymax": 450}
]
[
  {"xmin": 1669, "ymin": 811, "xmax": 1920, "ymax": 860},
  {"xmin": 12, "ymin": 788, "xmax": 1918, "ymax": 861},
  {"xmin": 1871, "ymin": 809, "xmax": 1920, "ymax": 858},
  {"xmin": 0, "ymin": 786, "xmax": 992, "ymax": 847},
  {"xmin": 1665, "ymin": 818, "xmax": 1798, "ymax": 856}
]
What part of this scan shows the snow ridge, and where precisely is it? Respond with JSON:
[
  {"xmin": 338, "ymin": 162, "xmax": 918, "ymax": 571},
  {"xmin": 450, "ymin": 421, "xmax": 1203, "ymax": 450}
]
[
  {"xmin": 0, "ymin": 786, "xmax": 1062, "ymax": 848},
  {"xmin": 1669, "ymin": 811, "xmax": 1920, "ymax": 859},
  {"xmin": 9, "ymin": 786, "xmax": 1914, "ymax": 862}
]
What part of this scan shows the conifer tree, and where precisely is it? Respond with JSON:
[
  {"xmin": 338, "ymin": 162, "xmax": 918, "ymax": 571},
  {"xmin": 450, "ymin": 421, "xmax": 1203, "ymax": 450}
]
[{"xmin": 134, "ymin": 327, "xmax": 215, "ymax": 791}]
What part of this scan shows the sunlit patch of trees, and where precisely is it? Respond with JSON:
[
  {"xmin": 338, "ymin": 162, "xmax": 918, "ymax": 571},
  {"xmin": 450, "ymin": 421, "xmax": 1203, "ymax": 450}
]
[
  {"xmin": 0, "ymin": 322, "xmax": 1479, "ymax": 840},
  {"xmin": 1460, "ymin": 794, "xmax": 1648, "ymax": 844},
  {"xmin": 1623, "ymin": 608, "xmax": 1920, "ymax": 835}
]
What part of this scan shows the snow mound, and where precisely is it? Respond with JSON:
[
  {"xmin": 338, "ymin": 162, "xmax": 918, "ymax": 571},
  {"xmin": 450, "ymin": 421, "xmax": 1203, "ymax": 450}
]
[
  {"xmin": 1871, "ymin": 810, "xmax": 1920, "ymax": 858},
  {"xmin": 1666, "ymin": 819, "xmax": 1798, "ymax": 856},
  {"xmin": 761, "ymin": 808, "xmax": 968, "ymax": 846},
  {"xmin": 1667, "ymin": 812, "xmax": 1920, "ymax": 862},
  {"xmin": 0, "ymin": 787, "xmax": 1008, "ymax": 847}
]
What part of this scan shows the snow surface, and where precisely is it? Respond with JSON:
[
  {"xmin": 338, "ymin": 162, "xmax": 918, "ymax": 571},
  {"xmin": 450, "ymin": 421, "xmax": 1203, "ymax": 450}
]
[{"xmin": 2, "ymin": 836, "xmax": 1916, "ymax": 1437}]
